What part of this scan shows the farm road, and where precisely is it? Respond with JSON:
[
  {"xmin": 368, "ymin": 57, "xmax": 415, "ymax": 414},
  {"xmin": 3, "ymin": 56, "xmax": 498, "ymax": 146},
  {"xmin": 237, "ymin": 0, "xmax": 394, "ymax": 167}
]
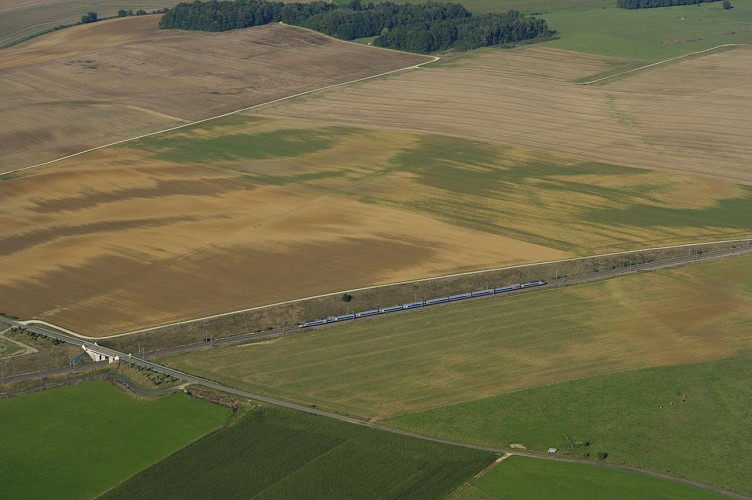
[
  {"xmin": 577, "ymin": 43, "xmax": 752, "ymax": 85},
  {"xmin": 0, "ymin": 315, "xmax": 747, "ymax": 499}
]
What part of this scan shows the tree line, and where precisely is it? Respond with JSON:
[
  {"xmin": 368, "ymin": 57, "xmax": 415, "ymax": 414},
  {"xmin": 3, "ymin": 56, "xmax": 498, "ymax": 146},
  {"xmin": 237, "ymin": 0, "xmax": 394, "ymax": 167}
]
[
  {"xmin": 80, "ymin": 7, "xmax": 168, "ymax": 25},
  {"xmin": 617, "ymin": 0, "xmax": 719, "ymax": 9},
  {"xmin": 158, "ymin": 0, "xmax": 553, "ymax": 53},
  {"xmin": 118, "ymin": 8, "xmax": 169, "ymax": 17},
  {"xmin": 374, "ymin": 9, "xmax": 551, "ymax": 52}
]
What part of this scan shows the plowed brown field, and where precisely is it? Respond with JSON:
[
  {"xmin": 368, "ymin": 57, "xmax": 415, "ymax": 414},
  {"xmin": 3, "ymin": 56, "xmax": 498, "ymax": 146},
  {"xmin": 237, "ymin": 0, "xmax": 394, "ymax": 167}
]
[
  {"xmin": 257, "ymin": 46, "xmax": 752, "ymax": 185},
  {"xmin": 0, "ymin": 18, "xmax": 429, "ymax": 171}
]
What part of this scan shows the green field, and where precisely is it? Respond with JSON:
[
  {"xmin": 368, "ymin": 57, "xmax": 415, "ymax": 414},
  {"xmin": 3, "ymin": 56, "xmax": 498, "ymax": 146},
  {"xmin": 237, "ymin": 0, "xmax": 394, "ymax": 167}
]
[
  {"xmin": 100, "ymin": 405, "xmax": 495, "ymax": 499},
  {"xmin": 0, "ymin": 336, "xmax": 23, "ymax": 357},
  {"xmin": 390, "ymin": 354, "xmax": 752, "ymax": 495},
  {"xmin": 129, "ymin": 125, "xmax": 349, "ymax": 164},
  {"xmin": 452, "ymin": 456, "xmax": 724, "ymax": 499},
  {"xmin": 126, "ymin": 120, "xmax": 752, "ymax": 253},
  {"xmin": 385, "ymin": 135, "xmax": 752, "ymax": 249},
  {"xmin": 543, "ymin": 1, "xmax": 752, "ymax": 61},
  {"xmin": 0, "ymin": 382, "xmax": 232, "ymax": 500},
  {"xmin": 4, "ymin": 0, "xmax": 750, "ymax": 59},
  {"xmin": 166, "ymin": 255, "xmax": 752, "ymax": 420},
  {"xmin": 399, "ymin": 0, "xmax": 752, "ymax": 60}
]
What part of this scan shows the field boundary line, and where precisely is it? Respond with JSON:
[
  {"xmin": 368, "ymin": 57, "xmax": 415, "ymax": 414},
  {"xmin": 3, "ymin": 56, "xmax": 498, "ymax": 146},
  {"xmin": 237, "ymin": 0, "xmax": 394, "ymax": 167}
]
[
  {"xmin": 21, "ymin": 238, "xmax": 751, "ymax": 340},
  {"xmin": 0, "ymin": 24, "xmax": 437, "ymax": 177},
  {"xmin": 576, "ymin": 43, "xmax": 752, "ymax": 85}
]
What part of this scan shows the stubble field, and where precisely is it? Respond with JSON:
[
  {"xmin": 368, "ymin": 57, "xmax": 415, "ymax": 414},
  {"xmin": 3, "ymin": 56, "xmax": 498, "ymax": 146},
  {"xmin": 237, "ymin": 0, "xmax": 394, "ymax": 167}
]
[
  {"xmin": 2, "ymin": 21, "xmax": 750, "ymax": 336},
  {"xmin": 0, "ymin": 119, "xmax": 571, "ymax": 335},
  {"xmin": 4, "ymin": 113, "xmax": 752, "ymax": 336},
  {"xmin": 258, "ymin": 45, "xmax": 752, "ymax": 185},
  {"xmin": 0, "ymin": 18, "xmax": 429, "ymax": 171}
]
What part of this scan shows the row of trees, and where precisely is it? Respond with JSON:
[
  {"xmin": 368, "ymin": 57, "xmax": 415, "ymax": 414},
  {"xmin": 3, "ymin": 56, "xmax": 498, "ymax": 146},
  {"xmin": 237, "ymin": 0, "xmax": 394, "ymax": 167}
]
[
  {"xmin": 298, "ymin": 2, "xmax": 471, "ymax": 41},
  {"xmin": 80, "ymin": 7, "xmax": 168, "ymax": 25},
  {"xmin": 159, "ymin": 0, "xmax": 287, "ymax": 31},
  {"xmin": 617, "ymin": 0, "xmax": 719, "ymax": 9},
  {"xmin": 374, "ymin": 11, "xmax": 552, "ymax": 52},
  {"xmin": 158, "ymin": 0, "xmax": 553, "ymax": 53},
  {"xmin": 118, "ymin": 8, "xmax": 168, "ymax": 17}
]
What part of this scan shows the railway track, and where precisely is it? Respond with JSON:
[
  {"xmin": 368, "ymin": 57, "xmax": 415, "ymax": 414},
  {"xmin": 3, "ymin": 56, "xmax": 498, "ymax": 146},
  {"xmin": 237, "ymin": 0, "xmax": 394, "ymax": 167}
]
[{"xmin": 140, "ymin": 241, "xmax": 752, "ymax": 359}]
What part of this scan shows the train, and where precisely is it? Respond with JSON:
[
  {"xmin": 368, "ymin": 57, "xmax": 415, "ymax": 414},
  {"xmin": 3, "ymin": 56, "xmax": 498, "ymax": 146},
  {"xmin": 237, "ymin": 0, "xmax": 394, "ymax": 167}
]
[{"xmin": 297, "ymin": 280, "xmax": 546, "ymax": 328}]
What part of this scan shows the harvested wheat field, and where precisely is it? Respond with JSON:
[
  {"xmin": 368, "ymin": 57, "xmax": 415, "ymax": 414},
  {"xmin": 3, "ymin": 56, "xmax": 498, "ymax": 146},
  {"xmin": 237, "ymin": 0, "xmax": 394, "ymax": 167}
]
[
  {"xmin": 3, "ymin": 113, "xmax": 751, "ymax": 335},
  {"xmin": 257, "ymin": 45, "xmax": 752, "ymax": 185},
  {"xmin": 0, "ymin": 18, "xmax": 430, "ymax": 171},
  {"xmin": 0, "ymin": 123, "xmax": 568, "ymax": 335}
]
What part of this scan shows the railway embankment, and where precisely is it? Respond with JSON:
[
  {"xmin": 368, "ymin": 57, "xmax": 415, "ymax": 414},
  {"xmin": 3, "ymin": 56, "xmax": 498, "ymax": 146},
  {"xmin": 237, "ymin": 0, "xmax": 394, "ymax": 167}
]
[{"xmin": 100, "ymin": 239, "xmax": 752, "ymax": 354}]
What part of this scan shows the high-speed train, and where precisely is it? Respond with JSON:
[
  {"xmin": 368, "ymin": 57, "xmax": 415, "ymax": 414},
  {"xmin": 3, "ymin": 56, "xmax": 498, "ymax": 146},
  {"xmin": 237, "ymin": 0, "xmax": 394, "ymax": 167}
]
[{"xmin": 297, "ymin": 280, "xmax": 546, "ymax": 328}]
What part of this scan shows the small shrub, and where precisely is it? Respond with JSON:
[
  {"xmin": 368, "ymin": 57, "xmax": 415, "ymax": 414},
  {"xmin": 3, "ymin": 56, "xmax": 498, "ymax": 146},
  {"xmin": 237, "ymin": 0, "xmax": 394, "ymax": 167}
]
[{"xmin": 80, "ymin": 11, "xmax": 98, "ymax": 23}]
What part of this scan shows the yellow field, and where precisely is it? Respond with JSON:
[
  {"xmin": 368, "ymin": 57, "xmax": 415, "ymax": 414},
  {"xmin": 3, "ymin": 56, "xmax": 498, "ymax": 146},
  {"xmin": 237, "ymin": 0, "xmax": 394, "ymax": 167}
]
[
  {"xmin": 0, "ymin": 123, "xmax": 570, "ymax": 335},
  {"xmin": 257, "ymin": 45, "xmax": 752, "ymax": 185},
  {"xmin": 2, "ymin": 22, "xmax": 750, "ymax": 336},
  {"xmin": 2, "ymin": 113, "xmax": 750, "ymax": 336}
]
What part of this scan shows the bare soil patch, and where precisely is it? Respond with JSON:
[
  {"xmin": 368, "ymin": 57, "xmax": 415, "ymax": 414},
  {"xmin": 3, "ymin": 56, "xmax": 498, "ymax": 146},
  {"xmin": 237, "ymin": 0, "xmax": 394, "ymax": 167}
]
[
  {"xmin": 258, "ymin": 46, "xmax": 752, "ymax": 185},
  {"xmin": 0, "ymin": 20, "xmax": 429, "ymax": 170}
]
